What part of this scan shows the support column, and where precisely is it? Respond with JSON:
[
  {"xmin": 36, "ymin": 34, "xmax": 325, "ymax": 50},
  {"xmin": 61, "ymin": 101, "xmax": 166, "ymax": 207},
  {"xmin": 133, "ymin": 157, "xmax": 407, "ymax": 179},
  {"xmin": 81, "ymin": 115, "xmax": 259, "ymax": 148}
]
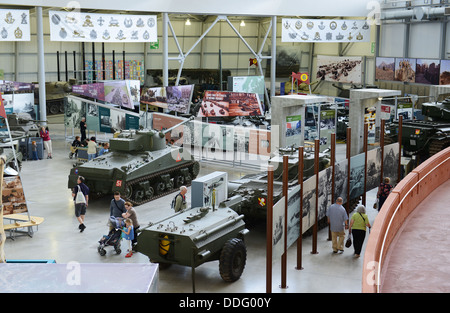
[
  {"xmin": 36, "ymin": 6, "xmax": 47, "ymax": 124},
  {"xmin": 162, "ymin": 13, "xmax": 169, "ymax": 87},
  {"xmin": 270, "ymin": 16, "xmax": 277, "ymax": 102}
]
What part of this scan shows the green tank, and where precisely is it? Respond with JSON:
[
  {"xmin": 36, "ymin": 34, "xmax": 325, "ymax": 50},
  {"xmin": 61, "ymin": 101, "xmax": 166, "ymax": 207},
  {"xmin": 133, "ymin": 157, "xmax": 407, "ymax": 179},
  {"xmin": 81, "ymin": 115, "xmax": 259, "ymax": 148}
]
[
  {"xmin": 225, "ymin": 146, "xmax": 330, "ymax": 220},
  {"xmin": 385, "ymin": 98, "xmax": 450, "ymax": 158},
  {"xmin": 34, "ymin": 80, "xmax": 75, "ymax": 115},
  {"xmin": 135, "ymin": 204, "xmax": 248, "ymax": 288},
  {"xmin": 67, "ymin": 117, "xmax": 200, "ymax": 205}
]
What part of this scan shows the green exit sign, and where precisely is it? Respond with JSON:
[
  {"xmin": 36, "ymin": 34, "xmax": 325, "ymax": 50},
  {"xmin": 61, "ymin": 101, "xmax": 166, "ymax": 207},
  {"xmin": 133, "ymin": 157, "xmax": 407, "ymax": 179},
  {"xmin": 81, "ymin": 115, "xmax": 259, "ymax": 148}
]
[{"xmin": 149, "ymin": 39, "xmax": 159, "ymax": 50}]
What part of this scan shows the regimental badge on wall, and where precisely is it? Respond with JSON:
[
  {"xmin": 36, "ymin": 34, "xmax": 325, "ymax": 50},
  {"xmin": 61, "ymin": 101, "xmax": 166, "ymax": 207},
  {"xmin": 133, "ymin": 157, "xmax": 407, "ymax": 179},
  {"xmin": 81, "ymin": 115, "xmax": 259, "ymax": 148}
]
[{"xmin": 0, "ymin": 9, "xmax": 30, "ymax": 41}]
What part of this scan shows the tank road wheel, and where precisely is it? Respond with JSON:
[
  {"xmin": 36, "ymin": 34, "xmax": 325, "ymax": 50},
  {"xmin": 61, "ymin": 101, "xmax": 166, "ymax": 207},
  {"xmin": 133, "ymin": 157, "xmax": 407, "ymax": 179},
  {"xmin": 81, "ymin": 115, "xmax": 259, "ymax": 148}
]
[
  {"xmin": 174, "ymin": 175, "xmax": 184, "ymax": 188},
  {"xmin": 145, "ymin": 185, "xmax": 154, "ymax": 199},
  {"xmin": 124, "ymin": 184, "xmax": 133, "ymax": 200},
  {"xmin": 134, "ymin": 189, "xmax": 145, "ymax": 202},
  {"xmin": 184, "ymin": 173, "xmax": 192, "ymax": 185},
  {"xmin": 219, "ymin": 238, "xmax": 247, "ymax": 282},
  {"xmin": 49, "ymin": 103, "xmax": 60, "ymax": 115},
  {"xmin": 155, "ymin": 181, "xmax": 166, "ymax": 195},
  {"xmin": 190, "ymin": 161, "xmax": 200, "ymax": 178}
]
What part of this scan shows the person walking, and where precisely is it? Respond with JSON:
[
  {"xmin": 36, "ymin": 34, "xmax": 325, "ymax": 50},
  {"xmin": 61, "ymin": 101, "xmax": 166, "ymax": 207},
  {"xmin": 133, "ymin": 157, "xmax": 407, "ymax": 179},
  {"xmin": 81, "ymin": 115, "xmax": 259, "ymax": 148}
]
[
  {"xmin": 326, "ymin": 197, "xmax": 349, "ymax": 254},
  {"xmin": 80, "ymin": 117, "xmax": 87, "ymax": 142},
  {"xmin": 377, "ymin": 177, "xmax": 393, "ymax": 211},
  {"xmin": 40, "ymin": 126, "xmax": 53, "ymax": 159},
  {"xmin": 72, "ymin": 176, "xmax": 89, "ymax": 232},
  {"xmin": 349, "ymin": 205, "xmax": 371, "ymax": 258}
]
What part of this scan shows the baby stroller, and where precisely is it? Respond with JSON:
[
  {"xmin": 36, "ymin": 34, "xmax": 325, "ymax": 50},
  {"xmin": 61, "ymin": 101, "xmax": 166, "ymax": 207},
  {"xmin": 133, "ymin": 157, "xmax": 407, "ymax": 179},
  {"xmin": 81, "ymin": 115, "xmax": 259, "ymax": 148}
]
[{"xmin": 98, "ymin": 228, "xmax": 122, "ymax": 256}]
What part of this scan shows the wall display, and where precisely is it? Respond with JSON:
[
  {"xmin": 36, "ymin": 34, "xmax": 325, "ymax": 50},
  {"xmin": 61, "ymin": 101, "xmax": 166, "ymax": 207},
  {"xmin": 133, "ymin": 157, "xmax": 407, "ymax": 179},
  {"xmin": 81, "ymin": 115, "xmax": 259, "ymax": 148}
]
[
  {"xmin": 84, "ymin": 60, "xmax": 145, "ymax": 84},
  {"xmin": 334, "ymin": 159, "xmax": 348, "ymax": 204},
  {"xmin": 104, "ymin": 81, "xmax": 134, "ymax": 110},
  {"xmin": 316, "ymin": 55, "xmax": 363, "ymax": 84},
  {"xmin": 367, "ymin": 147, "xmax": 382, "ymax": 192},
  {"xmin": 234, "ymin": 126, "xmax": 250, "ymax": 154},
  {"xmin": 64, "ymin": 96, "xmax": 85, "ymax": 129},
  {"xmin": 286, "ymin": 185, "xmax": 301, "ymax": 249},
  {"xmin": 248, "ymin": 128, "xmax": 270, "ymax": 156},
  {"xmin": 319, "ymin": 109, "xmax": 336, "ymax": 152},
  {"xmin": 285, "ymin": 115, "xmax": 301, "ymax": 147},
  {"xmin": 230, "ymin": 76, "xmax": 265, "ymax": 106},
  {"xmin": 383, "ymin": 143, "xmax": 399, "ymax": 185},
  {"xmin": 2, "ymin": 175, "xmax": 28, "ymax": 215},
  {"xmin": 440, "ymin": 60, "xmax": 450, "ymax": 85},
  {"xmin": 1, "ymin": 93, "xmax": 36, "ymax": 118},
  {"xmin": 197, "ymin": 91, "xmax": 263, "ymax": 117},
  {"xmin": 375, "ymin": 57, "xmax": 395, "ymax": 81},
  {"xmin": 152, "ymin": 112, "xmax": 186, "ymax": 144},
  {"xmin": 415, "ymin": 59, "xmax": 440, "ymax": 85},
  {"xmin": 318, "ymin": 167, "xmax": 332, "ymax": 220},
  {"xmin": 349, "ymin": 153, "xmax": 365, "ymax": 200},
  {"xmin": 272, "ymin": 196, "xmax": 285, "ymax": 261},
  {"xmin": 0, "ymin": 81, "xmax": 35, "ymax": 93},
  {"xmin": 86, "ymin": 101, "xmax": 100, "ymax": 132},
  {"xmin": 140, "ymin": 87, "xmax": 167, "ymax": 109},
  {"xmin": 304, "ymin": 105, "xmax": 318, "ymax": 141},
  {"xmin": 98, "ymin": 106, "xmax": 111, "ymax": 133},
  {"xmin": 364, "ymin": 107, "xmax": 376, "ymax": 144},
  {"xmin": 394, "ymin": 58, "xmax": 416, "ymax": 82},
  {"xmin": 49, "ymin": 10, "xmax": 157, "ymax": 43},
  {"xmin": 302, "ymin": 175, "xmax": 316, "ymax": 232},
  {"xmin": 282, "ymin": 18, "xmax": 370, "ymax": 43},
  {"xmin": 166, "ymin": 85, "xmax": 194, "ymax": 114},
  {"xmin": 0, "ymin": 9, "xmax": 30, "ymax": 41}
]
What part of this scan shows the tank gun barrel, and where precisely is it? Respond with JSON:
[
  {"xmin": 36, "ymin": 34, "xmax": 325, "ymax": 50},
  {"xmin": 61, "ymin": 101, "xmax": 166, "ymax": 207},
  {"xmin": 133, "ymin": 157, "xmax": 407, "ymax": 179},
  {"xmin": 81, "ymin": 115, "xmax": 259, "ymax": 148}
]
[{"xmin": 160, "ymin": 116, "xmax": 194, "ymax": 135}]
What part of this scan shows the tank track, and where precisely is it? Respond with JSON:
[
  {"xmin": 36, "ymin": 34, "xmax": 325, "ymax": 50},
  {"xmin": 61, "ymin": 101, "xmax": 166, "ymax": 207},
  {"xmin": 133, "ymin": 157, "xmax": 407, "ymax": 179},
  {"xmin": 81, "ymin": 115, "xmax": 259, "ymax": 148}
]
[
  {"xmin": 429, "ymin": 139, "xmax": 450, "ymax": 156},
  {"xmin": 123, "ymin": 160, "xmax": 200, "ymax": 206}
]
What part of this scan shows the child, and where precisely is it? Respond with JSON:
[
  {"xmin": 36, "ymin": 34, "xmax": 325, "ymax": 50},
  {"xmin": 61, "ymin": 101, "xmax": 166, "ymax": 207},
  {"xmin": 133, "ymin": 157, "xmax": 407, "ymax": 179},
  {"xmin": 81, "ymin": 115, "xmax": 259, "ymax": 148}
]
[
  {"xmin": 71, "ymin": 136, "xmax": 82, "ymax": 158},
  {"xmin": 31, "ymin": 141, "xmax": 39, "ymax": 160},
  {"xmin": 121, "ymin": 218, "xmax": 134, "ymax": 258}
]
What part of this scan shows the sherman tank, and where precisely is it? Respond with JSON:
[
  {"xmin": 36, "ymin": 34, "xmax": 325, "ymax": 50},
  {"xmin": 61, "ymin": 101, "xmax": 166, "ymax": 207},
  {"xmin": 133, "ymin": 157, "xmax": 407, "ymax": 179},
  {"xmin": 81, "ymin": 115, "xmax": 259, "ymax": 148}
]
[
  {"xmin": 68, "ymin": 117, "xmax": 200, "ymax": 205},
  {"xmin": 385, "ymin": 97, "xmax": 450, "ymax": 159},
  {"xmin": 6, "ymin": 113, "xmax": 46, "ymax": 138},
  {"xmin": 135, "ymin": 203, "xmax": 248, "ymax": 291}
]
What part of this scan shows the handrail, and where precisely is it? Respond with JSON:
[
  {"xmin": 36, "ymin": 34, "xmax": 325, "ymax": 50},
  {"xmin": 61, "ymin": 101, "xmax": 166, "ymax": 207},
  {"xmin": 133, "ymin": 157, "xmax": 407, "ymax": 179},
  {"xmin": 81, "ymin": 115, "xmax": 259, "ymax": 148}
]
[{"xmin": 375, "ymin": 154, "xmax": 450, "ymax": 293}]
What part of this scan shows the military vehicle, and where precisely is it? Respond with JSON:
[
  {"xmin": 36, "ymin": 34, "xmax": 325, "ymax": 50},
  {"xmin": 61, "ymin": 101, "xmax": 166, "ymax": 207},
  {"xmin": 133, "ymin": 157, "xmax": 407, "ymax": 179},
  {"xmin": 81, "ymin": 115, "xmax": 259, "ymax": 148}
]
[
  {"xmin": 135, "ymin": 204, "xmax": 248, "ymax": 290},
  {"xmin": 225, "ymin": 146, "xmax": 330, "ymax": 220},
  {"xmin": 68, "ymin": 117, "xmax": 200, "ymax": 205},
  {"xmin": 385, "ymin": 98, "xmax": 450, "ymax": 159},
  {"xmin": 34, "ymin": 80, "xmax": 75, "ymax": 115},
  {"xmin": 6, "ymin": 113, "xmax": 46, "ymax": 138}
]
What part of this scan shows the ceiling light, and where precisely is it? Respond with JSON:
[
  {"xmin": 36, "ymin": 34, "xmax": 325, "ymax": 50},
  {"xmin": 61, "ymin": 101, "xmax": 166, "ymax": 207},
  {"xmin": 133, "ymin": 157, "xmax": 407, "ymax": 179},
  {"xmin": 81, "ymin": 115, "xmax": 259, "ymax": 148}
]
[
  {"xmin": 185, "ymin": 18, "xmax": 191, "ymax": 26},
  {"xmin": 240, "ymin": 20, "xmax": 245, "ymax": 27}
]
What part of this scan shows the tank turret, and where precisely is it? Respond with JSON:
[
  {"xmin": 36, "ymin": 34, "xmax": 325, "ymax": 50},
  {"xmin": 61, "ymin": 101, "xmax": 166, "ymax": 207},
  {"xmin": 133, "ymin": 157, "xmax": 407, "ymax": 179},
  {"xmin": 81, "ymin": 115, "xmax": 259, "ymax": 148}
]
[{"xmin": 68, "ymin": 117, "xmax": 199, "ymax": 205}]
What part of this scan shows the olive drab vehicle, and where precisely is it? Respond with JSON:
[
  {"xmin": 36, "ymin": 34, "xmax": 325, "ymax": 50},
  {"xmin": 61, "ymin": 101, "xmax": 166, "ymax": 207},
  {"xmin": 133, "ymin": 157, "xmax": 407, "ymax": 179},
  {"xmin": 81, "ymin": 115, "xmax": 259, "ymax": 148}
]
[
  {"xmin": 68, "ymin": 117, "xmax": 200, "ymax": 205},
  {"xmin": 135, "ymin": 202, "xmax": 248, "ymax": 289},
  {"xmin": 385, "ymin": 97, "xmax": 450, "ymax": 159},
  {"xmin": 34, "ymin": 80, "xmax": 75, "ymax": 115}
]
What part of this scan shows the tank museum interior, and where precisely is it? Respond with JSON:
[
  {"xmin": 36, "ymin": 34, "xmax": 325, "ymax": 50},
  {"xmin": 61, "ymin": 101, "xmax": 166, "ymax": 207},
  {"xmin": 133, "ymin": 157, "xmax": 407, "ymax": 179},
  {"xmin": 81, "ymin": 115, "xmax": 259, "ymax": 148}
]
[{"xmin": 1, "ymin": 0, "xmax": 450, "ymax": 296}]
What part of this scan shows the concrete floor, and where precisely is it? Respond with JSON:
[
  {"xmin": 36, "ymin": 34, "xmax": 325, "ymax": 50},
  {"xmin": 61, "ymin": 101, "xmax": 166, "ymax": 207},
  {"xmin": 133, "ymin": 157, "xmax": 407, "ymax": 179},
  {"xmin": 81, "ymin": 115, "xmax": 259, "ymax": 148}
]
[{"xmin": 3, "ymin": 116, "xmax": 380, "ymax": 293}]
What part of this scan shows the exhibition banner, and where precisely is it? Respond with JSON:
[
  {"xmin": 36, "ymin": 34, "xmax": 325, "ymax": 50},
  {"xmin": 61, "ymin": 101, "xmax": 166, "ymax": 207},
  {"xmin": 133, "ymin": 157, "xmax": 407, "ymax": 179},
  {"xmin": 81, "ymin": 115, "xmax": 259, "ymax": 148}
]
[
  {"xmin": 166, "ymin": 85, "xmax": 194, "ymax": 114},
  {"xmin": 49, "ymin": 10, "xmax": 157, "ymax": 43},
  {"xmin": 72, "ymin": 83, "xmax": 105, "ymax": 102},
  {"xmin": 281, "ymin": 18, "xmax": 370, "ymax": 43},
  {"xmin": 0, "ymin": 9, "xmax": 30, "ymax": 41},
  {"xmin": 197, "ymin": 91, "xmax": 263, "ymax": 117}
]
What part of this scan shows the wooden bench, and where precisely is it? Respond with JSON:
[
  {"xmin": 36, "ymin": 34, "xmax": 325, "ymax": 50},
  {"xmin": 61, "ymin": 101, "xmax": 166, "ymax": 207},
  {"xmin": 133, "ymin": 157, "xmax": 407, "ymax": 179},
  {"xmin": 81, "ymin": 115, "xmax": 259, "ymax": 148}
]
[{"xmin": 3, "ymin": 214, "xmax": 44, "ymax": 240}]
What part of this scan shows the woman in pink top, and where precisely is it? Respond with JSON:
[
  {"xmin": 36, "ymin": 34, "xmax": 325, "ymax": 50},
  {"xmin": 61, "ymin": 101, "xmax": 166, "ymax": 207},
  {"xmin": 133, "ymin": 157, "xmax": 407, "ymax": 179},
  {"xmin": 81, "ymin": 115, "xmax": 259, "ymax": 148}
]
[{"xmin": 40, "ymin": 126, "xmax": 53, "ymax": 159}]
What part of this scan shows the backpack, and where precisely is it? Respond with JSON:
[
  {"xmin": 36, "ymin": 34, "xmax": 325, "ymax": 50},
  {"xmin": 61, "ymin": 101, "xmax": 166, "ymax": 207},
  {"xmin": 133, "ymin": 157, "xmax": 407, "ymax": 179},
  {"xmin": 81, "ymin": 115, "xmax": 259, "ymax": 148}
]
[{"xmin": 171, "ymin": 193, "xmax": 181, "ymax": 210}]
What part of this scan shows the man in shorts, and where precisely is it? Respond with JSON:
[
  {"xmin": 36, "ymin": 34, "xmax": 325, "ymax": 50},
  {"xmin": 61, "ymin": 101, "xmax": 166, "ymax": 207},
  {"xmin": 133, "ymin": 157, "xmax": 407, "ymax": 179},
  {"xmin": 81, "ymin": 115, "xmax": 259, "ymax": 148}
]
[{"xmin": 72, "ymin": 176, "xmax": 90, "ymax": 232}]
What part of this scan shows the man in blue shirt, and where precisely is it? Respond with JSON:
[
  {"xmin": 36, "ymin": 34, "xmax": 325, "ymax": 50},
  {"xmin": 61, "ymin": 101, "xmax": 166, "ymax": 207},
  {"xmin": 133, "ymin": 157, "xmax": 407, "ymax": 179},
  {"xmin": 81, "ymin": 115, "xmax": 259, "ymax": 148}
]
[{"xmin": 326, "ymin": 197, "xmax": 349, "ymax": 253}]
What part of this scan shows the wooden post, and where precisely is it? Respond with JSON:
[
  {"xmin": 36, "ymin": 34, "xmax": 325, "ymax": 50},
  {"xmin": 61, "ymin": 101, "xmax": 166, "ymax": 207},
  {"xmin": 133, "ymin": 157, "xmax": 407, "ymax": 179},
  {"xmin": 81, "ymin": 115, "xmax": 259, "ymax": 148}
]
[
  {"xmin": 266, "ymin": 165, "xmax": 274, "ymax": 293},
  {"xmin": 296, "ymin": 146, "xmax": 304, "ymax": 270},
  {"xmin": 380, "ymin": 119, "xmax": 385, "ymax": 185},
  {"xmin": 281, "ymin": 155, "xmax": 288, "ymax": 288},
  {"xmin": 346, "ymin": 127, "xmax": 351, "ymax": 215},
  {"xmin": 398, "ymin": 115, "xmax": 403, "ymax": 183},
  {"xmin": 312, "ymin": 139, "xmax": 319, "ymax": 254},
  {"xmin": 363, "ymin": 123, "xmax": 368, "ymax": 207},
  {"xmin": 329, "ymin": 133, "xmax": 336, "ymax": 241}
]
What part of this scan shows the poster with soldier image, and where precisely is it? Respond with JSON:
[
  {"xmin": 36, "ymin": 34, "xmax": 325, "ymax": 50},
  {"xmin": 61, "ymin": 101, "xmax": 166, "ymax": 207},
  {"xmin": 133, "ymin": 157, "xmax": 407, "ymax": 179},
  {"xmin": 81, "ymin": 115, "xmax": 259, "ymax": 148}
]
[
  {"xmin": 334, "ymin": 159, "xmax": 348, "ymax": 204},
  {"xmin": 319, "ymin": 109, "xmax": 336, "ymax": 152},
  {"xmin": 383, "ymin": 143, "xmax": 399, "ymax": 185},
  {"xmin": 302, "ymin": 175, "xmax": 316, "ymax": 232},
  {"xmin": 86, "ymin": 101, "xmax": 100, "ymax": 132},
  {"xmin": 349, "ymin": 153, "xmax": 365, "ymax": 200},
  {"xmin": 286, "ymin": 185, "xmax": 301, "ymax": 249},
  {"xmin": 318, "ymin": 166, "xmax": 333, "ymax": 220},
  {"xmin": 272, "ymin": 196, "xmax": 285, "ymax": 261},
  {"xmin": 367, "ymin": 147, "xmax": 382, "ymax": 191},
  {"xmin": 64, "ymin": 96, "xmax": 85, "ymax": 129}
]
